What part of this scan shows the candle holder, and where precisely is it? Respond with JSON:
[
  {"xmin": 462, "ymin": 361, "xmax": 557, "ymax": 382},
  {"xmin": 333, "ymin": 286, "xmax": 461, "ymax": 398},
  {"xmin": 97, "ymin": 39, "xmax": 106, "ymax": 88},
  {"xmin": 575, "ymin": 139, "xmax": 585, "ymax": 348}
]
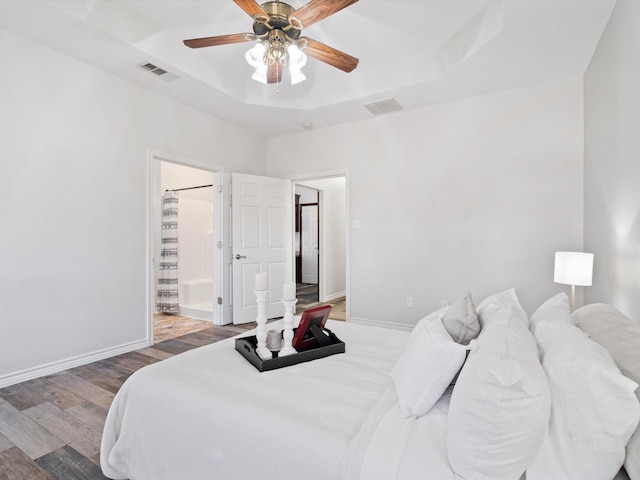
[
  {"xmin": 266, "ymin": 329, "xmax": 282, "ymax": 352},
  {"xmin": 280, "ymin": 298, "xmax": 298, "ymax": 357},
  {"xmin": 254, "ymin": 289, "xmax": 272, "ymax": 360}
]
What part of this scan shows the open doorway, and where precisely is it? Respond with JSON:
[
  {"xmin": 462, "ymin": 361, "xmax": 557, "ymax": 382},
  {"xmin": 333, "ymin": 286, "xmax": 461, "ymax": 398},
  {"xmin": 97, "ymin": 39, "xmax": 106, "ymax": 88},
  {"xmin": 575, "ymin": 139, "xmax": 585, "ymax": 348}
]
[
  {"xmin": 295, "ymin": 185, "xmax": 319, "ymax": 305},
  {"xmin": 293, "ymin": 176, "xmax": 347, "ymax": 321},
  {"xmin": 148, "ymin": 151, "xmax": 224, "ymax": 344}
]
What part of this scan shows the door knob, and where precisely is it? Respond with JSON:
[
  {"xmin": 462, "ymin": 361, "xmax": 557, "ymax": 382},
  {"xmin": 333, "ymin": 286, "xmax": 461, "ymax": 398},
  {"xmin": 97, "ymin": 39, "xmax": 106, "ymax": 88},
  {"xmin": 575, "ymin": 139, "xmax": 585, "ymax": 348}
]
[{"xmin": 235, "ymin": 254, "xmax": 247, "ymax": 260}]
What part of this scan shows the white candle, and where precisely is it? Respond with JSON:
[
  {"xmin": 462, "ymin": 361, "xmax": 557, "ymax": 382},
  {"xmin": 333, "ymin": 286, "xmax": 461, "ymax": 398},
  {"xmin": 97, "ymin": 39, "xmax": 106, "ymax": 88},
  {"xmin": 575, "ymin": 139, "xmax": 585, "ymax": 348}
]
[
  {"xmin": 255, "ymin": 272, "xmax": 268, "ymax": 291},
  {"xmin": 283, "ymin": 282, "xmax": 296, "ymax": 301}
]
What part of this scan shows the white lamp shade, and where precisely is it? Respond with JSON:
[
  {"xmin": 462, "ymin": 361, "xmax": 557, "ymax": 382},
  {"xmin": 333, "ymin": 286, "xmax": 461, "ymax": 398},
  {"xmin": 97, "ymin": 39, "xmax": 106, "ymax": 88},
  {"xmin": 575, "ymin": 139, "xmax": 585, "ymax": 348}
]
[{"xmin": 554, "ymin": 251, "xmax": 594, "ymax": 286}]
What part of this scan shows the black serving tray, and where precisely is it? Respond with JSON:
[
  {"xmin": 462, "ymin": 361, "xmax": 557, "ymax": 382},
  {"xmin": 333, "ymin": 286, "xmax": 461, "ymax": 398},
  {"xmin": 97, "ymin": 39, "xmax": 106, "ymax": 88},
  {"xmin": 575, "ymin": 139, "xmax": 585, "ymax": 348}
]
[{"xmin": 235, "ymin": 328, "xmax": 345, "ymax": 372}]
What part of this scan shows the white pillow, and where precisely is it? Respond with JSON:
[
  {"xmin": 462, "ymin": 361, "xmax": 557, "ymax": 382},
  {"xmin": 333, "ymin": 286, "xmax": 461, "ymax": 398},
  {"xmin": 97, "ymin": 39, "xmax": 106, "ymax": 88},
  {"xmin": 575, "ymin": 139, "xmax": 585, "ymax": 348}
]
[
  {"xmin": 573, "ymin": 304, "xmax": 640, "ymax": 480},
  {"xmin": 441, "ymin": 293, "xmax": 480, "ymax": 345},
  {"xmin": 527, "ymin": 320, "xmax": 640, "ymax": 480},
  {"xmin": 534, "ymin": 316, "xmax": 588, "ymax": 358},
  {"xmin": 392, "ymin": 318, "xmax": 466, "ymax": 417},
  {"xmin": 447, "ymin": 306, "xmax": 551, "ymax": 480},
  {"xmin": 409, "ymin": 306, "xmax": 449, "ymax": 343},
  {"xmin": 476, "ymin": 288, "xmax": 528, "ymax": 328},
  {"xmin": 529, "ymin": 292, "xmax": 572, "ymax": 335}
]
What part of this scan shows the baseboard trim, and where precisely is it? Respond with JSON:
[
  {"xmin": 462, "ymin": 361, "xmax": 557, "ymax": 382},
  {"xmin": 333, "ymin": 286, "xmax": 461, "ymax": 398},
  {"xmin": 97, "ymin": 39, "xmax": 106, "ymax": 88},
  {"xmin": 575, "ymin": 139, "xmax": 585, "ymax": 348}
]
[
  {"xmin": 349, "ymin": 317, "xmax": 413, "ymax": 331},
  {"xmin": 322, "ymin": 291, "xmax": 346, "ymax": 303},
  {"xmin": 179, "ymin": 305, "xmax": 213, "ymax": 322},
  {"xmin": 0, "ymin": 339, "xmax": 150, "ymax": 389}
]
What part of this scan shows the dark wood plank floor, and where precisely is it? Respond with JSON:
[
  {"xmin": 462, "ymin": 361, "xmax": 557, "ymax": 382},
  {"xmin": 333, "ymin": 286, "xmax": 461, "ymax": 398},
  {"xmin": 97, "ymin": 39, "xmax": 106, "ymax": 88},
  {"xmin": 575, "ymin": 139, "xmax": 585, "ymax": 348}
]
[{"xmin": 0, "ymin": 320, "xmax": 255, "ymax": 479}]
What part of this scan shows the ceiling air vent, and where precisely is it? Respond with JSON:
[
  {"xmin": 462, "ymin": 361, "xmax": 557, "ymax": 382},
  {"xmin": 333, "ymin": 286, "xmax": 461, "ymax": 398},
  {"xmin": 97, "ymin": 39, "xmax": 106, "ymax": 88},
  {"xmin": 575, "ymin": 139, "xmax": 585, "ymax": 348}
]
[
  {"xmin": 363, "ymin": 98, "xmax": 403, "ymax": 116},
  {"xmin": 137, "ymin": 62, "xmax": 179, "ymax": 82}
]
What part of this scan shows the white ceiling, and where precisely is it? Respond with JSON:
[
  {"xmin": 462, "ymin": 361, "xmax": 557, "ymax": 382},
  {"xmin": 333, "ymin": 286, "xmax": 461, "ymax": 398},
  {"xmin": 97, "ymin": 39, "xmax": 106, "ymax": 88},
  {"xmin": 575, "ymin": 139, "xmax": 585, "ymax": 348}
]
[{"xmin": 0, "ymin": 0, "xmax": 615, "ymax": 138}]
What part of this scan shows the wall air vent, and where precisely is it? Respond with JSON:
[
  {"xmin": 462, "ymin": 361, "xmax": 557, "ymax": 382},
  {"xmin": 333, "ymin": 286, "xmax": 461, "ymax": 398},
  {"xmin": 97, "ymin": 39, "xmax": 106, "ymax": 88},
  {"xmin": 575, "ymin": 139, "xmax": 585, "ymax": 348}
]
[
  {"xmin": 363, "ymin": 98, "xmax": 403, "ymax": 116},
  {"xmin": 137, "ymin": 62, "xmax": 180, "ymax": 82}
]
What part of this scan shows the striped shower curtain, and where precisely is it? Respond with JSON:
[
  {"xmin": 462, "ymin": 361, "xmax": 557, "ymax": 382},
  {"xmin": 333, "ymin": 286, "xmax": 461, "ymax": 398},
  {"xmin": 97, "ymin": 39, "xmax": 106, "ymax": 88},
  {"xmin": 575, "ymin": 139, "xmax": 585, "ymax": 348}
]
[{"xmin": 157, "ymin": 191, "xmax": 180, "ymax": 314}]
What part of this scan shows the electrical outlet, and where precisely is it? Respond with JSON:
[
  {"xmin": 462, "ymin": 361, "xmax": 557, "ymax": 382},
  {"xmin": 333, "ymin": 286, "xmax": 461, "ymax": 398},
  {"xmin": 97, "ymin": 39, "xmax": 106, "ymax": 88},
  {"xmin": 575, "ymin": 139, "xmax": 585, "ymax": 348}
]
[
  {"xmin": 352, "ymin": 220, "xmax": 361, "ymax": 229},
  {"xmin": 406, "ymin": 296, "xmax": 413, "ymax": 308}
]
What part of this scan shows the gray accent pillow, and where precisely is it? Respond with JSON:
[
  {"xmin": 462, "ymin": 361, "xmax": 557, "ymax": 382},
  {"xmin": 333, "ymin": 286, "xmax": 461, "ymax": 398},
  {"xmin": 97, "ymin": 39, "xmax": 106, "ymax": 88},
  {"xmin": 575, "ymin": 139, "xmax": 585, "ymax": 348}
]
[{"xmin": 441, "ymin": 293, "xmax": 480, "ymax": 345}]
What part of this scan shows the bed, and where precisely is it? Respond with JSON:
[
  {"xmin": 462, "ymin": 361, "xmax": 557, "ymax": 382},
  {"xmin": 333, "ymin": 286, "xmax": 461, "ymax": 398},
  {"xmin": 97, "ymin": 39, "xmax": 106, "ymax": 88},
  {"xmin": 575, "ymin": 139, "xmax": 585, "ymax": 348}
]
[{"xmin": 101, "ymin": 290, "xmax": 640, "ymax": 480}]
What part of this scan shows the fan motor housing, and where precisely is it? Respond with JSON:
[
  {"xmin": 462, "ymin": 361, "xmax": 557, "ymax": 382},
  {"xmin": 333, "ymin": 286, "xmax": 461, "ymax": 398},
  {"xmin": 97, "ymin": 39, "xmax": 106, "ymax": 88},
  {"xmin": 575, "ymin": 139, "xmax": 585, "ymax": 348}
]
[{"xmin": 253, "ymin": 1, "xmax": 301, "ymax": 40}]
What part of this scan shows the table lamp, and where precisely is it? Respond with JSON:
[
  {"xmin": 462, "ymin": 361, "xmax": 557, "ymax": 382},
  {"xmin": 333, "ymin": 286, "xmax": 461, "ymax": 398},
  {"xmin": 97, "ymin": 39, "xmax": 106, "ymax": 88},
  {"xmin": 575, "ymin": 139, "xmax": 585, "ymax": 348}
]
[{"xmin": 554, "ymin": 251, "xmax": 594, "ymax": 312}]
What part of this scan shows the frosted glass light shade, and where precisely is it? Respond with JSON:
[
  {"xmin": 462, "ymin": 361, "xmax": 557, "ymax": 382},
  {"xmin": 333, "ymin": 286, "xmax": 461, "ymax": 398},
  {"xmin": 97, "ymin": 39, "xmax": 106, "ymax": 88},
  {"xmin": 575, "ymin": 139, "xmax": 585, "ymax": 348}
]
[
  {"xmin": 245, "ymin": 43, "xmax": 266, "ymax": 68},
  {"xmin": 288, "ymin": 45, "xmax": 307, "ymax": 69},
  {"xmin": 554, "ymin": 252, "xmax": 594, "ymax": 286},
  {"xmin": 288, "ymin": 44, "xmax": 307, "ymax": 85},
  {"xmin": 289, "ymin": 67, "xmax": 306, "ymax": 85},
  {"xmin": 251, "ymin": 64, "xmax": 268, "ymax": 84}
]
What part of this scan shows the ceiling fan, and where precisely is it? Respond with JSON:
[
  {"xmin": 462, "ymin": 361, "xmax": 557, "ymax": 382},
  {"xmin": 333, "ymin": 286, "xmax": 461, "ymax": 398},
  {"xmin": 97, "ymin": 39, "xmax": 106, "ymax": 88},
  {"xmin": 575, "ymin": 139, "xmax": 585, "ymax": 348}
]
[{"xmin": 183, "ymin": 0, "xmax": 359, "ymax": 85}]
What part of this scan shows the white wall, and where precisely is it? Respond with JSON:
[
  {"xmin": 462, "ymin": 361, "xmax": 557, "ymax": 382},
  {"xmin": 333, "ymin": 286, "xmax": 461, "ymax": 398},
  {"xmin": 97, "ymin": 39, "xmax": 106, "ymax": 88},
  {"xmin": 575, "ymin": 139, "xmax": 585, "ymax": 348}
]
[
  {"xmin": 0, "ymin": 29, "xmax": 266, "ymax": 386},
  {"xmin": 176, "ymin": 198, "xmax": 214, "ymax": 290},
  {"xmin": 161, "ymin": 162, "xmax": 215, "ymax": 201},
  {"xmin": 268, "ymin": 79, "xmax": 584, "ymax": 326},
  {"xmin": 584, "ymin": 0, "xmax": 640, "ymax": 320},
  {"xmin": 298, "ymin": 179, "xmax": 347, "ymax": 301},
  {"xmin": 296, "ymin": 185, "xmax": 318, "ymax": 204}
]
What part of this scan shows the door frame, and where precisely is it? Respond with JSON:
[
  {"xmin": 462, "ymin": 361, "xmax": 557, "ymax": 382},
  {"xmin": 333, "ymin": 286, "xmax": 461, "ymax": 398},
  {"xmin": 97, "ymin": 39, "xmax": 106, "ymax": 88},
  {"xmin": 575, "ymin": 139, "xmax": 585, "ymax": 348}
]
[
  {"xmin": 146, "ymin": 149, "xmax": 225, "ymax": 345},
  {"xmin": 289, "ymin": 170, "xmax": 350, "ymax": 321}
]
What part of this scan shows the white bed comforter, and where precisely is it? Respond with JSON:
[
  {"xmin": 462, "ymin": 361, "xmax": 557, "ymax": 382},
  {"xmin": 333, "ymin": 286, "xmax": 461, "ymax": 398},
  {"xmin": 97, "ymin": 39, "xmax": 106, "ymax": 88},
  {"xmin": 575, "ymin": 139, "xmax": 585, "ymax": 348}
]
[
  {"xmin": 352, "ymin": 385, "xmax": 455, "ymax": 480},
  {"xmin": 101, "ymin": 320, "xmax": 455, "ymax": 480}
]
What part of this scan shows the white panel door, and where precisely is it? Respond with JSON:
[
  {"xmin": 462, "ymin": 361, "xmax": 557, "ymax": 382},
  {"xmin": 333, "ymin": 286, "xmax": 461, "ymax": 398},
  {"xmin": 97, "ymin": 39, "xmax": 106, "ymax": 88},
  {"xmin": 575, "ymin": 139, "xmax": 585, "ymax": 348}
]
[
  {"xmin": 231, "ymin": 173, "xmax": 292, "ymax": 324},
  {"xmin": 301, "ymin": 205, "xmax": 319, "ymax": 284}
]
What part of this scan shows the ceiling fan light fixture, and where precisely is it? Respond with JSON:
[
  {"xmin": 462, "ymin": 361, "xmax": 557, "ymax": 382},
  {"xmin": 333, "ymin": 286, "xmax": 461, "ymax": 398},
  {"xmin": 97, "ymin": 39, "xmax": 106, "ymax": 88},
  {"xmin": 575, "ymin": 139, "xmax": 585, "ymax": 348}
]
[
  {"xmin": 290, "ymin": 67, "xmax": 306, "ymax": 85},
  {"xmin": 288, "ymin": 44, "xmax": 307, "ymax": 68},
  {"xmin": 245, "ymin": 42, "xmax": 267, "ymax": 68},
  {"xmin": 268, "ymin": 45, "xmax": 286, "ymax": 63},
  {"xmin": 246, "ymin": 40, "xmax": 307, "ymax": 85},
  {"xmin": 288, "ymin": 44, "xmax": 307, "ymax": 85},
  {"xmin": 251, "ymin": 64, "xmax": 268, "ymax": 84}
]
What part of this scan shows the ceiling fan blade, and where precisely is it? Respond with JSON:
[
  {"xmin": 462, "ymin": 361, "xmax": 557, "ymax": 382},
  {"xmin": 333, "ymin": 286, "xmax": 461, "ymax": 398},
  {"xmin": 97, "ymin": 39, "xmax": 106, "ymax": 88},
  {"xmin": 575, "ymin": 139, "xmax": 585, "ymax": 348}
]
[
  {"xmin": 267, "ymin": 62, "xmax": 283, "ymax": 84},
  {"xmin": 233, "ymin": 0, "xmax": 267, "ymax": 18},
  {"xmin": 184, "ymin": 33, "xmax": 256, "ymax": 49},
  {"xmin": 301, "ymin": 37, "xmax": 359, "ymax": 73},
  {"xmin": 292, "ymin": 0, "xmax": 358, "ymax": 29}
]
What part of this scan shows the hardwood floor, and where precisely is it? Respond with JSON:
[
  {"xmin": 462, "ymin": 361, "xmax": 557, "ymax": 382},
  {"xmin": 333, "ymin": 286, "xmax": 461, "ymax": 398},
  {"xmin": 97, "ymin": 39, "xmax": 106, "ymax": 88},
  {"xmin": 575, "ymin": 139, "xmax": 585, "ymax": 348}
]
[
  {"xmin": 296, "ymin": 283, "xmax": 346, "ymax": 321},
  {"xmin": 0, "ymin": 319, "xmax": 255, "ymax": 479},
  {"xmin": 153, "ymin": 313, "xmax": 213, "ymax": 342}
]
